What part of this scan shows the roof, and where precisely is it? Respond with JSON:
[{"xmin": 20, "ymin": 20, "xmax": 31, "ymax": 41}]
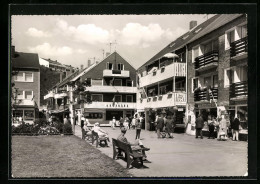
[
  {"xmin": 41, "ymin": 58, "xmax": 64, "ymax": 66},
  {"xmin": 70, "ymin": 62, "xmax": 98, "ymax": 82},
  {"xmin": 138, "ymin": 14, "xmax": 243, "ymax": 70},
  {"xmin": 57, "ymin": 69, "xmax": 80, "ymax": 88},
  {"xmin": 12, "ymin": 52, "xmax": 40, "ymax": 69}
]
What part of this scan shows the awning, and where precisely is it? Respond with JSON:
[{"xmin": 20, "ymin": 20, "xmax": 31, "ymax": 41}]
[{"xmin": 162, "ymin": 53, "xmax": 179, "ymax": 59}]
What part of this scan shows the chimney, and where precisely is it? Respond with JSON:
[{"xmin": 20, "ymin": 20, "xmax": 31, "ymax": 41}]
[
  {"xmin": 189, "ymin": 20, "xmax": 197, "ymax": 30},
  {"xmin": 88, "ymin": 60, "xmax": 91, "ymax": 67},
  {"xmin": 11, "ymin": 46, "xmax": 15, "ymax": 57},
  {"xmin": 106, "ymin": 52, "xmax": 110, "ymax": 57},
  {"xmin": 80, "ymin": 64, "xmax": 84, "ymax": 70}
]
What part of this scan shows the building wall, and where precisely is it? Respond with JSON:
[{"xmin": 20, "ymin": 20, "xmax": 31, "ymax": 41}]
[
  {"xmin": 187, "ymin": 15, "xmax": 247, "ymax": 108},
  {"xmin": 14, "ymin": 69, "xmax": 40, "ymax": 107}
]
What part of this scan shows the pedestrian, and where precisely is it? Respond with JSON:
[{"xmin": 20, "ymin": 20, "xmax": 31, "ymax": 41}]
[
  {"xmin": 165, "ymin": 115, "xmax": 174, "ymax": 138},
  {"xmin": 218, "ymin": 115, "xmax": 228, "ymax": 141},
  {"xmin": 232, "ymin": 115, "xmax": 240, "ymax": 141},
  {"xmin": 207, "ymin": 116, "xmax": 215, "ymax": 139},
  {"xmin": 131, "ymin": 115, "xmax": 136, "ymax": 129},
  {"xmin": 195, "ymin": 114, "xmax": 204, "ymax": 139},
  {"xmin": 128, "ymin": 116, "xmax": 132, "ymax": 129},
  {"xmin": 135, "ymin": 118, "xmax": 142, "ymax": 139},
  {"xmin": 124, "ymin": 117, "xmax": 130, "ymax": 129},
  {"xmin": 156, "ymin": 113, "xmax": 164, "ymax": 138},
  {"xmin": 111, "ymin": 116, "xmax": 116, "ymax": 129},
  {"xmin": 119, "ymin": 117, "xmax": 124, "ymax": 128}
]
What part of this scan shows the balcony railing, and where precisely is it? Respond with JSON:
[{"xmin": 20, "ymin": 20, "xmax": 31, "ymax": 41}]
[
  {"xmin": 230, "ymin": 81, "xmax": 248, "ymax": 100},
  {"xmin": 84, "ymin": 102, "xmax": 136, "ymax": 109},
  {"xmin": 194, "ymin": 87, "xmax": 218, "ymax": 102},
  {"xmin": 47, "ymin": 104, "xmax": 69, "ymax": 110},
  {"xmin": 194, "ymin": 50, "xmax": 218, "ymax": 70},
  {"xmin": 84, "ymin": 86, "xmax": 137, "ymax": 93},
  {"xmin": 103, "ymin": 69, "xmax": 130, "ymax": 78},
  {"xmin": 139, "ymin": 63, "xmax": 186, "ymax": 88},
  {"xmin": 230, "ymin": 37, "xmax": 248, "ymax": 58}
]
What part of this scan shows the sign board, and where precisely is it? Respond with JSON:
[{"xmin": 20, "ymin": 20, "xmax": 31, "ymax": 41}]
[
  {"xmin": 197, "ymin": 103, "xmax": 216, "ymax": 109},
  {"xmin": 178, "ymin": 108, "xmax": 184, "ymax": 111},
  {"xmin": 176, "ymin": 94, "xmax": 185, "ymax": 102}
]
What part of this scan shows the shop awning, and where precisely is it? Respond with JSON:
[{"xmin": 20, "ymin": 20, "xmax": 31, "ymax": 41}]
[{"xmin": 162, "ymin": 53, "xmax": 179, "ymax": 59}]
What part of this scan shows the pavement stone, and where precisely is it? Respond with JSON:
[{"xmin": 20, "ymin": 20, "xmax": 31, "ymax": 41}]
[{"xmin": 74, "ymin": 125, "xmax": 247, "ymax": 177}]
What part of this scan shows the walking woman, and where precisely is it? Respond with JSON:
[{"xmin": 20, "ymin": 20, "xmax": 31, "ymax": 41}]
[{"xmin": 135, "ymin": 118, "xmax": 142, "ymax": 139}]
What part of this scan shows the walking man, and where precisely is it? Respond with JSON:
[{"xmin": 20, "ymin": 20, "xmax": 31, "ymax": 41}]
[
  {"xmin": 156, "ymin": 113, "xmax": 164, "ymax": 138},
  {"xmin": 232, "ymin": 115, "xmax": 240, "ymax": 141},
  {"xmin": 195, "ymin": 114, "xmax": 204, "ymax": 139}
]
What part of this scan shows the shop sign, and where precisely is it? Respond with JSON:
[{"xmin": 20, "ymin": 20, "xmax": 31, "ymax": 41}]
[
  {"xmin": 197, "ymin": 103, "xmax": 216, "ymax": 109},
  {"xmin": 178, "ymin": 108, "xmax": 184, "ymax": 111},
  {"xmin": 176, "ymin": 94, "xmax": 185, "ymax": 102}
]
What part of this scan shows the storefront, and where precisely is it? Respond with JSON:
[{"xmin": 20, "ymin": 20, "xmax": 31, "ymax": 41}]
[{"xmin": 12, "ymin": 106, "xmax": 38, "ymax": 124}]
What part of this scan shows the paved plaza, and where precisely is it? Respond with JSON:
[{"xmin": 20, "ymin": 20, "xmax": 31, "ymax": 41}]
[{"xmin": 74, "ymin": 125, "xmax": 247, "ymax": 177}]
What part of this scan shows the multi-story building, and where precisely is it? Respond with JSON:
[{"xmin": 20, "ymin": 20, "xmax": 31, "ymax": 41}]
[
  {"xmin": 44, "ymin": 52, "xmax": 137, "ymax": 126},
  {"xmin": 186, "ymin": 14, "xmax": 247, "ymax": 135},
  {"xmin": 11, "ymin": 46, "xmax": 40, "ymax": 124},
  {"xmin": 136, "ymin": 16, "xmax": 222, "ymax": 131}
]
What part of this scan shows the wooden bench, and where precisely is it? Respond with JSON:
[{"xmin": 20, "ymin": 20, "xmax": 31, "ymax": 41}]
[
  {"xmin": 92, "ymin": 130, "xmax": 108, "ymax": 148},
  {"xmin": 112, "ymin": 138, "xmax": 144, "ymax": 168}
]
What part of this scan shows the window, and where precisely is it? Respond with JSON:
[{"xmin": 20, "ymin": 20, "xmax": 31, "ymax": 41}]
[
  {"xmin": 213, "ymin": 75, "xmax": 218, "ymax": 87},
  {"xmin": 147, "ymin": 88, "xmax": 156, "ymax": 97},
  {"xmin": 17, "ymin": 90, "xmax": 24, "ymax": 99},
  {"xmin": 224, "ymin": 68, "xmax": 234, "ymax": 87},
  {"xmin": 236, "ymin": 65, "xmax": 247, "ymax": 82},
  {"xmin": 13, "ymin": 110, "xmax": 23, "ymax": 118},
  {"xmin": 24, "ymin": 110, "xmax": 34, "ymax": 120},
  {"xmin": 25, "ymin": 91, "xmax": 33, "ymax": 100},
  {"xmin": 192, "ymin": 46, "xmax": 199, "ymax": 62},
  {"xmin": 192, "ymin": 77, "xmax": 199, "ymax": 92},
  {"xmin": 201, "ymin": 39, "xmax": 218, "ymax": 54},
  {"xmin": 159, "ymin": 85, "xmax": 167, "ymax": 95},
  {"xmin": 204, "ymin": 76, "xmax": 212, "ymax": 87},
  {"xmin": 225, "ymin": 29, "xmax": 235, "ymax": 49},
  {"xmin": 14, "ymin": 72, "xmax": 33, "ymax": 82},
  {"xmin": 91, "ymin": 94, "xmax": 103, "ymax": 102},
  {"xmin": 117, "ymin": 63, "xmax": 124, "ymax": 70},
  {"xmin": 84, "ymin": 112, "xmax": 103, "ymax": 119},
  {"xmin": 114, "ymin": 79, "xmax": 122, "ymax": 86},
  {"xmin": 126, "ymin": 95, "xmax": 133, "ymax": 102},
  {"xmin": 177, "ymin": 52, "xmax": 185, "ymax": 63},
  {"xmin": 115, "ymin": 95, "xmax": 122, "ymax": 102},
  {"xmin": 237, "ymin": 24, "xmax": 247, "ymax": 39},
  {"xmin": 126, "ymin": 80, "xmax": 132, "ymax": 87},
  {"xmin": 91, "ymin": 79, "xmax": 102, "ymax": 86},
  {"xmin": 107, "ymin": 62, "xmax": 113, "ymax": 70},
  {"xmin": 176, "ymin": 80, "xmax": 185, "ymax": 91}
]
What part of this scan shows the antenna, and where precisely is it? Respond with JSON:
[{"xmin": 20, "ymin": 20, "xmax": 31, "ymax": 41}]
[
  {"xmin": 107, "ymin": 40, "xmax": 117, "ymax": 53},
  {"xmin": 100, "ymin": 49, "xmax": 105, "ymax": 59}
]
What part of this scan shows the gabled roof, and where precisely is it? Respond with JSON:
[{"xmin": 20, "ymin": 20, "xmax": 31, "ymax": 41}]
[
  {"xmin": 138, "ymin": 14, "xmax": 243, "ymax": 70},
  {"xmin": 41, "ymin": 58, "xmax": 64, "ymax": 66},
  {"xmin": 12, "ymin": 52, "xmax": 40, "ymax": 69},
  {"xmin": 70, "ymin": 62, "xmax": 98, "ymax": 82}
]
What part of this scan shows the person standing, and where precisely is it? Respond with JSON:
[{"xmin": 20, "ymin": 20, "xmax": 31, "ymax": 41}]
[
  {"xmin": 165, "ymin": 115, "xmax": 174, "ymax": 138},
  {"xmin": 218, "ymin": 115, "xmax": 228, "ymax": 140},
  {"xmin": 232, "ymin": 115, "xmax": 240, "ymax": 141},
  {"xmin": 207, "ymin": 116, "xmax": 215, "ymax": 139},
  {"xmin": 195, "ymin": 114, "xmax": 204, "ymax": 139},
  {"xmin": 111, "ymin": 116, "xmax": 116, "ymax": 129},
  {"xmin": 131, "ymin": 116, "xmax": 136, "ymax": 129},
  {"xmin": 135, "ymin": 118, "xmax": 142, "ymax": 139},
  {"xmin": 156, "ymin": 114, "xmax": 164, "ymax": 138}
]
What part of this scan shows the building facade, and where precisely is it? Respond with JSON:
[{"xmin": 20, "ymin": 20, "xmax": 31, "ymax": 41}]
[
  {"xmin": 186, "ymin": 14, "xmax": 247, "ymax": 135},
  {"xmin": 11, "ymin": 46, "xmax": 40, "ymax": 124}
]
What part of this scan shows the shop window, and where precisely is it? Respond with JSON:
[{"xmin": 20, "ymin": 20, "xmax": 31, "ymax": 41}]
[
  {"xmin": 84, "ymin": 112, "xmax": 103, "ymax": 119},
  {"xmin": 115, "ymin": 95, "xmax": 122, "ymax": 102},
  {"xmin": 117, "ymin": 63, "xmax": 124, "ymax": 70},
  {"xmin": 106, "ymin": 62, "xmax": 113, "ymax": 70},
  {"xmin": 13, "ymin": 110, "xmax": 23, "ymax": 118},
  {"xmin": 24, "ymin": 110, "xmax": 34, "ymax": 120},
  {"xmin": 25, "ymin": 91, "xmax": 33, "ymax": 100},
  {"xmin": 126, "ymin": 95, "xmax": 133, "ymax": 102},
  {"xmin": 91, "ymin": 94, "xmax": 103, "ymax": 102},
  {"xmin": 91, "ymin": 79, "xmax": 102, "ymax": 86},
  {"xmin": 114, "ymin": 79, "xmax": 122, "ymax": 86}
]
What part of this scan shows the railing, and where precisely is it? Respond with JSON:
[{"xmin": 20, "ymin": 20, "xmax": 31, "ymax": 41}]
[
  {"xmin": 47, "ymin": 104, "xmax": 69, "ymax": 110},
  {"xmin": 194, "ymin": 87, "xmax": 218, "ymax": 102},
  {"xmin": 84, "ymin": 86, "xmax": 137, "ymax": 93},
  {"xmin": 230, "ymin": 37, "xmax": 248, "ymax": 58},
  {"xmin": 230, "ymin": 81, "xmax": 248, "ymax": 99},
  {"xmin": 17, "ymin": 99, "xmax": 35, "ymax": 106},
  {"xmin": 194, "ymin": 50, "xmax": 218, "ymax": 70},
  {"xmin": 139, "ymin": 63, "xmax": 186, "ymax": 88},
  {"xmin": 103, "ymin": 69, "xmax": 130, "ymax": 78},
  {"xmin": 84, "ymin": 102, "xmax": 136, "ymax": 109},
  {"xmin": 137, "ymin": 92, "xmax": 186, "ymax": 109}
]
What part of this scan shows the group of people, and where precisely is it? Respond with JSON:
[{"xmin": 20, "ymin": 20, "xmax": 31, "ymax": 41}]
[
  {"xmin": 154, "ymin": 113, "xmax": 176, "ymax": 139},
  {"xmin": 195, "ymin": 114, "xmax": 241, "ymax": 141}
]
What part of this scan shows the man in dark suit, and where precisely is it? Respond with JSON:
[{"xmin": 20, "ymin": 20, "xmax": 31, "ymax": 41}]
[
  {"xmin": 195, "ymin": 114, "xmax": 204, "ymax": 139},
  {"xmin": 156, "ymin": 113, "xmax": 165, "ymax": 138}
]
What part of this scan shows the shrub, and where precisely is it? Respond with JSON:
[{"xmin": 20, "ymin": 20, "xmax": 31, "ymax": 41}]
[
  {"xmin": 12, "ymin": 123, "xmax": 40, "ymax": 136},
  {"xmin": 63, "ymin": 122, "xmax": 73, "ymax": 135}
]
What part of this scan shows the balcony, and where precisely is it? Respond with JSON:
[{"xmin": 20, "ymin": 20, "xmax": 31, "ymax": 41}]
[
  {"xmin": 139, "ymin": 63, "xmax": 186, "ymax": 88},
  {"xmin": 54, "ymin": 92, "xmax": 68, "ymax": 99},
  {"xmin": 16, "ymin": 99, "xmax": 35, "ymax": 106},
  {"xmin": 194, "ymin": 87, "xmax": 218, "ymax": 103},
  {"xmin": 44, "ymin": 91, "xmax": 54, "ymax": 100},
  {"xmin": 103, "ymin": 69, "xmax": 130, "ymax": 78},
  {"xmin": 84, "ymin": 102, "xmax": 136, "ymax": 109},
  {"xmin": 230, "ymin": 37, "xmax": 248, "ymax": 60},
  {"xmin": 138, "ymin": 92, "xmax": 186, "ymax": 110},
  {"xmin": 230, "ymin": 81, "xmax": 248, "ymax": 101},
  {"xmin": 194, "ymin": 50, "xmax": 218, "ymax": 71},
  {"xmin": 84, "ymin": 86, "xmax": 137, "ymax": 93}
]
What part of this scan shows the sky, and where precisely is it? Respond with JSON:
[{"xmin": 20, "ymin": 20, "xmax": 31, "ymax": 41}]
[{"xmin": 11, "ymin": 14, "xmax": 214, "ymax": 69}]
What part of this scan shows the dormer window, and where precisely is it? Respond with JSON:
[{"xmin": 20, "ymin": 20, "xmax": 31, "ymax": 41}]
[
  {"xmin": 106, "ymin": 62, "xmax": 113, "ymax": 70},
  {"xmin": 117, "ymin": 63, "xmax": 124, "ymax": 70},
  {"xmin": 195, "ymin": 27, "xmax": 202, "ymax": 33},
  {"xmin": 182, "ymin": 35, "xmax": 189, "ymax": 40}
]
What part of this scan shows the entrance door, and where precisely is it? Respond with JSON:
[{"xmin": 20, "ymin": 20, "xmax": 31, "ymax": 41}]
[{"xmin": 106, "ymin": 110, "xmax": 123, "ymax": 121}]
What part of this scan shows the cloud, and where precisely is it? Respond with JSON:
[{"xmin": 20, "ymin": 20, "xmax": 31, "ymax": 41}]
[
  {"xmin": 28, "ymin": 43, "xmax": 73, "ymax": 57},
  {"xmin": 76, "ymin": 49, "xmax": 87, "ymax": 54},
  {"xmin": 26, "ymin": 27, "xmax": 52, "ymax": 37},
  {"xmin": 164, "ymin": 27, "xmax": 187, "ymax": 40}
]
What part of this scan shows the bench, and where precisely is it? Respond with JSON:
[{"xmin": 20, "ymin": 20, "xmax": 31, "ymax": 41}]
[
  {"xmin": 81, "ymin": 128, "xmax": 92, "ymax": 141},
  {"xmin": 112, "ymin": 138, "xmax": 144, "ymax": 168},
  {"xmin": 92, "ymin": 130, "xmax": 108, "ymax": 148}
]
